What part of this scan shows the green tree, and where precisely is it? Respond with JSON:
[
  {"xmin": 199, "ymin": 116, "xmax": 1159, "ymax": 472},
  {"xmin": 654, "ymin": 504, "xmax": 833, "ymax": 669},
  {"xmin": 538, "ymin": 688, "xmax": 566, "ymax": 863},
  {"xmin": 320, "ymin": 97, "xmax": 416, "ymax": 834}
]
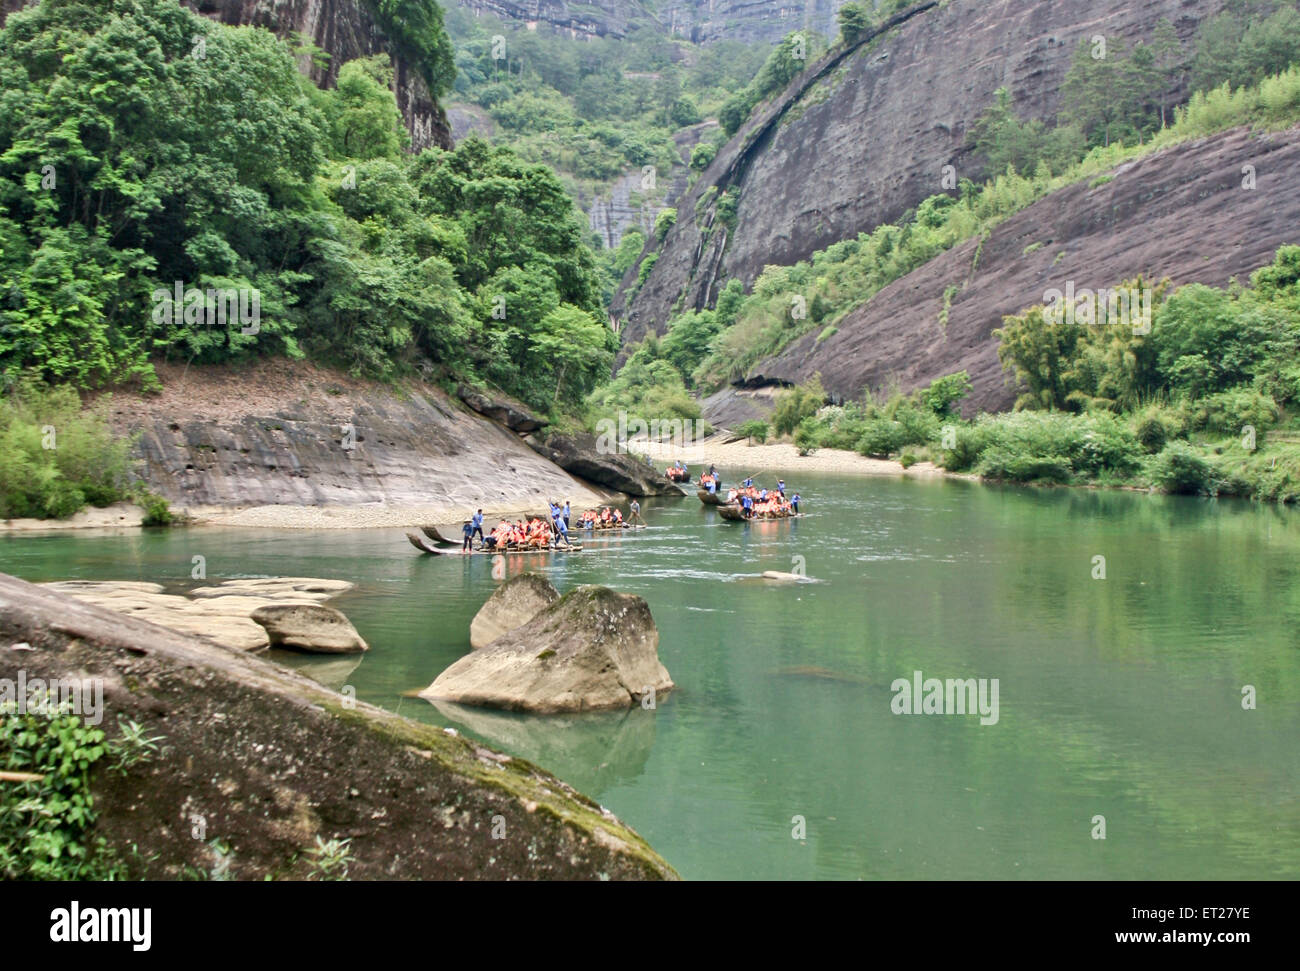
[
  {"xmin": 660, "ymin": 310, "xmax": 720, "ymax": 383},
  {"xmin": 366, "ymin": 0, "xmax": 456, "ymax": 97},
  {"xmin": 670, "ymin": 95, "xmax": 701, "ymax": 127},
  {"xmin": 324, "ymin": 56, "xmax": 410, "ymax": 160},
  {"xmin": 838, "ymin": 3, "xmax": 872, "ymax": 44}
]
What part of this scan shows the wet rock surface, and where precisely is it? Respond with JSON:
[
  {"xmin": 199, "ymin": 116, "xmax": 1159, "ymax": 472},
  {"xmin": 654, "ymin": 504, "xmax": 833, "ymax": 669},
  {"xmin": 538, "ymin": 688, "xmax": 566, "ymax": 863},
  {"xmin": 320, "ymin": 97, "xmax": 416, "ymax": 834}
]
[{"xmin": 423, "ymin": 585, "xmax": 675, "ymax": 713}]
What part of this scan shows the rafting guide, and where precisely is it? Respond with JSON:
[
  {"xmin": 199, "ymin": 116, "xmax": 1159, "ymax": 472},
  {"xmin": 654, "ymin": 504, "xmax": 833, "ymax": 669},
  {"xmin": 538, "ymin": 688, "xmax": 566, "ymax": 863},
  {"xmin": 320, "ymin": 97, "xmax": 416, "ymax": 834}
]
[{"xmin": 890, "ymin": 670, "xmax": 1000, "ymax": 725}]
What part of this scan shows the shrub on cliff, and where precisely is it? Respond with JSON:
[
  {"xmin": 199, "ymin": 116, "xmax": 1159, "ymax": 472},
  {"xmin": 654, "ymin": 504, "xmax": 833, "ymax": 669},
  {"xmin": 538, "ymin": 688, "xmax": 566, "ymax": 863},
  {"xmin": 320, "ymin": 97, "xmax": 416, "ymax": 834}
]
[{"xmin": 837, "ymin": 3, "xmax": 872, "ymax": 45}]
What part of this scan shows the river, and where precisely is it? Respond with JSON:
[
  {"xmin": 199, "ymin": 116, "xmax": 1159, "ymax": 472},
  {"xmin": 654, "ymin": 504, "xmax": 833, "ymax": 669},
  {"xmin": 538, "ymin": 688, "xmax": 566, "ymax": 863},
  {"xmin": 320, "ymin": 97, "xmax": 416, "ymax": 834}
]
[{"xmin": 3, "ymin": 472, "xmax": 1297, "ymax": 879}]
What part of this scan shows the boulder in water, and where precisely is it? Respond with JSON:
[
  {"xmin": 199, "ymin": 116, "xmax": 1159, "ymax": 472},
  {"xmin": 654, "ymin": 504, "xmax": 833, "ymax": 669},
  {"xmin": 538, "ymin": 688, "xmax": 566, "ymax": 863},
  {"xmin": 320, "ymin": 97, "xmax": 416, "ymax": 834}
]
[
  {"xmin": 422, "ymin": 585, "xmax": 673, "ymax": 713},
  {"xmin": 251, "ymin": 603, "xmax": 369, "ymax": 654},
  {"xmin": 470, "ymin": 572, "xmax": 560, "ymax": 649}
]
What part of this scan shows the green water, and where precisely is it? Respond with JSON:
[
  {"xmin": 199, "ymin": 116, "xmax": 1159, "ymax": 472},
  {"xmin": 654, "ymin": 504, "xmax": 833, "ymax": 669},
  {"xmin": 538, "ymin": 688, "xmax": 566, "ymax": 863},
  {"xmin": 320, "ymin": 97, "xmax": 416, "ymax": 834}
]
[{"xmin": 3, "ymin": 473, "xmax": 1298, "ymax": 879}]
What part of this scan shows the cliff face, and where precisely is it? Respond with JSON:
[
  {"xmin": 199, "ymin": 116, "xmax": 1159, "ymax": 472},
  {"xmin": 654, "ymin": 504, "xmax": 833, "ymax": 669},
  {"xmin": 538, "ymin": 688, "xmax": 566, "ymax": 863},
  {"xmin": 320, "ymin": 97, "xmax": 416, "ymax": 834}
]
[
  {"xmin": 735, "ymin": 124, "xmax": 1300, "ymax": 417},
  {"xmin": 614, "ymin": 0, "xmax": 1228, "ymax": 349},
  {"xmin": 656, "ymin": 0, "xmax": 839, "ymax": 44},
  {"xmin": 453, "ymin": 0, "xmax": 839, "ymax": 45},
  {"xmin": 103, "ymin": 361, "xmax": 607, "ymax": 520},
  {"xmin": 455, "ymin": 0, "xmax": 646, "ymax": 38},
  {"xmin": 1, "ymin": 0, "xmax": 453, "ymax": 151}
]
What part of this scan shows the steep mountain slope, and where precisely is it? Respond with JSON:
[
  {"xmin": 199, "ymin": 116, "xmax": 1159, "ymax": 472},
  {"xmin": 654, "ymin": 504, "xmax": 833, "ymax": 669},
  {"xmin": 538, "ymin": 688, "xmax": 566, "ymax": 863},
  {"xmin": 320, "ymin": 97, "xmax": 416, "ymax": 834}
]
[
  {"xmin": 750, "ymin": 124, "xmax": 1300, "ymax": 415},
  {"xmin": 614, "ymin": 0, "xmax": 1228, "ymax": 348},
  {"xmin": 0, "ymin": 0, "xmax": 453, "ymax": 150}
]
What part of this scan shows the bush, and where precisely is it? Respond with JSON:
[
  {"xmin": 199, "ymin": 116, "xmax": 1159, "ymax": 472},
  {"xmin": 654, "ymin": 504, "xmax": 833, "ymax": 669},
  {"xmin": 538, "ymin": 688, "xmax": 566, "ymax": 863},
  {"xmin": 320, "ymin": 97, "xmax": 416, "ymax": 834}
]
[
  {"xmin": 855, "ymin": 419, "xmax": 907, "ymax": 457},
  {"xmin": 690, "ymin": 142, "xmax": 717, "ymax": 171},
  {"xmin": 1187, "ymin": 386, "xmax": 1279, "ymax": 439},
  {"xmin": 889, "ymin": 400, "xmax": 942, "ymax": 448},
  {"xmin": 771, "ymin": 376, "xmax": 826, "ymax": 436},
  {"xmin": 1146, "ymin": 441, "xmax": 1218, "ymax": 495},
  {"xmin": 919, "ymin": 371, "xmax": 972, "ymax": 417},
  {"xmin": 0, "ymin": 382, "xmax": 135, "ymax": 519},
  {"xmin": 838, "ymin": 2, "xmax": 872, "ymax": 44},
  {"xmin": 1130, "ymin": 403, "xmax": 1186, "ymax": 453},
  {"xmin": 636, "ymin": 252, "xmax": 659, "ymax": 288},
  {"xmin": 654, "ymin": 208, "xmax": 677, "ymax": 242},
  {"xmin": 938, "ymin": 411, "xmax": 1142, "ymax": 480},
  {"xmin": 793, "ymin": 417, "xmax": 819, "ymax": 455},
  {"xmin": 976, "ymin": 447, "xmax": 1072, "ymax": 483},
  {"xmin": 139, "ymin": 492, "xmax": 174, "ymax": 527},
  {"xmin": 736, "ymin": 420, "xmax": 770, "ymax": 444}
]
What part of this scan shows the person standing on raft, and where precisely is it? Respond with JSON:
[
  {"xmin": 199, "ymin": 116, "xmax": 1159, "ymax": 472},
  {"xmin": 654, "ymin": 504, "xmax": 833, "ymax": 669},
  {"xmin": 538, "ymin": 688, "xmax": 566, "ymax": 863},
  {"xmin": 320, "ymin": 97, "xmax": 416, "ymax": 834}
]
[
  {"xmin": 629, "ymin": 498, "xmax": 642, "ymax": 524},
  {"xmin": 470, "ymin": 509, "xmax": 485, "ymax": 545},
  {"xmin": 461, "ymin": 520, "xmax": 474, "ymax": 551}
]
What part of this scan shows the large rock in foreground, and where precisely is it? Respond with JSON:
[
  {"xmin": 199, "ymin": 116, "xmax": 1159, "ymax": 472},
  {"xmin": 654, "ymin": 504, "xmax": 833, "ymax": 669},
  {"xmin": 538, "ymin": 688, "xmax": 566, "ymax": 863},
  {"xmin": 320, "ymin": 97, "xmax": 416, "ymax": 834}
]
[
  {"xmin": 525, "ymin": 432, "xmax": 686, "ymax": 497},
  {"xmin": 470, "ymin": 573, "xmax": 560, "ymax": 650},
  {"xmin": 251, "ymin": 603, "xmax": 369, "ymax": 654},
  {"xmin": 423, "ymin": 586, "xmax": 674, "ymax": 713},
  {"xmin": 0, "ymin": 572, "xmax": 676, "ymax": 880}
]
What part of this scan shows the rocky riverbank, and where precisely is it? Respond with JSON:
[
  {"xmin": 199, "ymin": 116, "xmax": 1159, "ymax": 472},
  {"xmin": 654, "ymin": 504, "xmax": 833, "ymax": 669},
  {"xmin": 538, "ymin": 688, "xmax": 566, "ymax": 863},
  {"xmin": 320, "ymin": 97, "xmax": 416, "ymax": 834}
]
[
  {"xmin": 40, "ymin": 577, "xmax": 364, "ymax": 653},
  {"xmin": 0, "ymin": 572, "xmax": 677, "ymax": 880}
]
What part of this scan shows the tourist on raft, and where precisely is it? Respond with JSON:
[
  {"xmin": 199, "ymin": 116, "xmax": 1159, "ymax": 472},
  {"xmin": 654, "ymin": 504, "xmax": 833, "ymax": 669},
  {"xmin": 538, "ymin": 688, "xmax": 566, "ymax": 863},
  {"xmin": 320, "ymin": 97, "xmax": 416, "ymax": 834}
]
[{"xmin": 724, "ymin": 482, "xmax": 800, "ymax": 519}]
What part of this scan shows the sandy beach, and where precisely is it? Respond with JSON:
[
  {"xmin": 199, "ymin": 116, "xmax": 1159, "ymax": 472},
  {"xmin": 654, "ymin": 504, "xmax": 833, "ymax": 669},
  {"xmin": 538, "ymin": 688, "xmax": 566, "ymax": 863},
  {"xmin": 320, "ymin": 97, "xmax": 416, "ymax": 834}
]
[
  {"xmin": 635, "ymin": 435, "xmax": 949, "ymax": 479},
  {"xmin": 194, "ymin": 499, "xmax": 598, "ymax": 530}
]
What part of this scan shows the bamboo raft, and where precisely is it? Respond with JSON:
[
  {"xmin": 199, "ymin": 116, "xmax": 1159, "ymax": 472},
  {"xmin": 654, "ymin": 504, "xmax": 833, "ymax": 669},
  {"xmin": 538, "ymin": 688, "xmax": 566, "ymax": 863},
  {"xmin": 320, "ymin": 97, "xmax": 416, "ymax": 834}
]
[
  {"xmin": 717, "ymin": 504, "xmax": 803, "ymax": 522},
  {"xmin": 407, "ymin": 532, "xmax": 583, "ymax": 556},
  {"xmin": 579, "ymin": 521, "xmax": 646, "ymax": 531},
  {"xmin": 697, "ymin": 489, "xmax": 728, "ymax": 506}
]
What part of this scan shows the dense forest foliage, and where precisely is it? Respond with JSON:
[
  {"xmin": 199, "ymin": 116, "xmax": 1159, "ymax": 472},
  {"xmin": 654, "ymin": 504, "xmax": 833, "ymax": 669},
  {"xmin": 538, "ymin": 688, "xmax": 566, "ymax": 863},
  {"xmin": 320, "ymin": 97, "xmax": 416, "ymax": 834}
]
[
  {"xmin": 0, "ymin": 0, "xmax": 612, "ymax": 413},
  {"xmin": 444, "ymin": 5, "xmax": 768, "ymax": 184},
  {"xmin": 441, "ymin": 4, "xmax": 779, "ymax": 297}
]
